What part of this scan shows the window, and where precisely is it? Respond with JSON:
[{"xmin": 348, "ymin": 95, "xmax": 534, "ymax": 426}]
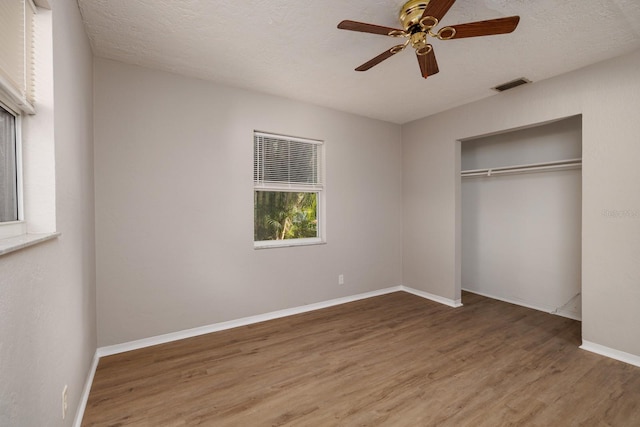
[
  {"xmin": 0, "ymin": 105, "xmax": 19, "ymax": 224},
  {"xmin": 254, "ymin": 132, "xmax": 324, "ymax": 248},
  {"xmin": 0, "ymin": 0, "xmax": 36, "ymax": 241}
]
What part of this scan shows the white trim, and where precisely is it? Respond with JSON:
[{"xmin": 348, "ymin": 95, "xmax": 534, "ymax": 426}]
[
  {"xmin": 553, "ymin": 312, "xmax": 581, "ymax": 321},
  {"xmin": 254, "ymin": 237, "xmax": 324, "ymax": 249},
  {"xmin": 73, "ymin": 351, "xmax": 99, "ymax": 427},
  {"xmin": 0, "ymin": 221, "xmax": 26, "ymax": 239},
  {"xmin": 254, "ymin": 131, "xmax": 322, "ymax": 145},
  {"xmin": 462, "ymin": 288, "xmax": 582, "ymax": 321},
  {"xmin": 553, "ymin": 307, "xmax": 582, "ymax": 321},
  {"xmin": 580, "ymin": 340, "xmax": 640, "ymax": 368},
  {"xmin": 97, "ymin": 286, "xmax": 404, "ymax": 357},
  {"xmin": 15, "ymin": 112, "xmax": 24, "ymax": 221},
  {"xmin": 0, "ymin": 231, "xmax": 59, "ymax": 256},
  {"xmin": 401, "ymin": 286, "xmax": 463, "ymax": 308},
  {"xmin": 254, "ymin": 183, "xmax": 324, "ymax": 191}
]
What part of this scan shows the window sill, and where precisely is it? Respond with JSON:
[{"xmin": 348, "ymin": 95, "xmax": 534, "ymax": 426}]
[
  {"xmin": 254, "ymin": 239, "xmax": 326, "ymax": 250},
  {"xmin": 0, "ymin": 232, "xmax": 61, "ymax": 257}
]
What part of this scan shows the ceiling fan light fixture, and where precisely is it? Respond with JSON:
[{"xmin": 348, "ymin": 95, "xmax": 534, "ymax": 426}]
[
  {"xmin": 419, "ymin": 15, "xmax": 439, "ymax": 30},
  {"xmin": 416, "ymin": 45, "xmax": 433, "ymax": 56},
  {"xmin": 435, "ymin": 26, "xmax": 456, "ymax": 40},
  {"xmin": 390, "ymin": 43, "xmax": 408, "ymax": 54},
  {"xmin": 388, "ymin": 29, "xmax": 408, "ymax": 38}
]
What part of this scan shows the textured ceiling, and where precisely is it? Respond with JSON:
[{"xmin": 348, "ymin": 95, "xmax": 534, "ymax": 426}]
[{"xmin": 77, "ymin": 0, "xmax": 640, "ymax": 124}]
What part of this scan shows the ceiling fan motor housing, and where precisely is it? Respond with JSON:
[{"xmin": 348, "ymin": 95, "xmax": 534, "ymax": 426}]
[{"xmin": 399, "ymin": 0, "xmax": 432, "ymax": 31}]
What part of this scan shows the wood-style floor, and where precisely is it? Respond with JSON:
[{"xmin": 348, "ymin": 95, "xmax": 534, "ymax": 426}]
[{"xmin": 82, "ymin": 292, "xmax": 640, "ymax": 426}]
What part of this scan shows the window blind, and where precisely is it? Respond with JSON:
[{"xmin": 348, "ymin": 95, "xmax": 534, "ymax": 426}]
[
  {"xmin": 254, "ymin": 132, "xmax": 323, "ymax": 190},
  {"xmin": 0, "ymin": 0, "xmax": 36, "ymax": 112}
]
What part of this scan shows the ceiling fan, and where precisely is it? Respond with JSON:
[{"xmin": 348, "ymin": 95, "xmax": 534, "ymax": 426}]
[{"xmin": 337, "ymin": 0, "xmax": 520, "ymax": 79}]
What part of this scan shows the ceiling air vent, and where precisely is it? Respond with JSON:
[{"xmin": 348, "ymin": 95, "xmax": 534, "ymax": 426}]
[{"xmin": 492, "ymin": 78, "xmax": 531, "ymax": 92}]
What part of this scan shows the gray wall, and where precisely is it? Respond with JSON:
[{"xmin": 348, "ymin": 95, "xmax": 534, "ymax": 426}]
[
  {"xmin": 94, "ymin": 59, "xmax": 403, "ymax": 346},
  {"xmin": 403, "ymin": 49, "xmax": 640, "ymax": 357},
  {"xmin": 461, "ymin": 117, "xmax": 582, "ymax": 318},
  {"xmin": 0, "ymin": 1, "xmax": 95, "ymax": 426},
  {"xmin": 2, "ymin": 5, "xmax": 639, "ymax": 425}
]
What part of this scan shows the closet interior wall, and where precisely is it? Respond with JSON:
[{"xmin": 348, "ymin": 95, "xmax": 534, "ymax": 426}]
[{"xmin": 461, "ymin": 116, "xmax": 582, "ymax": 320}]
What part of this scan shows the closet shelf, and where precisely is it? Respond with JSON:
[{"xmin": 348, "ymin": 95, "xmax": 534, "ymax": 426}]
[{"xmin": 461, "ymin": 158, "xmax": 582, "ymax": 178}]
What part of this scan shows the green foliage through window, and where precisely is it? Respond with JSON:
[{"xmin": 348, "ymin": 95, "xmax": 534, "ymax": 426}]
[{"xmin": 254, "ymin": 191, "xmax": 318, "ymax": 241}]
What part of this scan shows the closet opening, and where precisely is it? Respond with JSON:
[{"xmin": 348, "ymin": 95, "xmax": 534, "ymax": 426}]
[{"xmin": 459, "ymin": 115, "xmax": 582, "ymax": 321}]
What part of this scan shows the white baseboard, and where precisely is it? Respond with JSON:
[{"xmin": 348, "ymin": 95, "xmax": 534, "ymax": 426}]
[
  {"xmin": 462, "ymin": 288, "xmax": 581, "ymax": 321},
  {"xmin": 97, "ymin": 286, "xmax": 404, "ymax": 357},
  {"xmin": 73, "ymin": 286, "xmax": 638, "ymax": 425},
  {"xmin": 96, "ymin": 285, "xmax": 466, "ymax": 358},
  {"xmin": 75, "ymin": 285, "xmax": 462, "ymax": 424},
  {"xmin": 401, "ymin": 286, "xmax": 463, "ymax": 308},
  {"xmin": 580, "ymin": 340, "xmax": 640, "ymax": 368},
  {"xmin": 73, "ymin": 351, "xmax": 99, "ymax": 427},
  {"xmin": 554, "ymin": 307, "xmax": 582, "ymax": 321}
]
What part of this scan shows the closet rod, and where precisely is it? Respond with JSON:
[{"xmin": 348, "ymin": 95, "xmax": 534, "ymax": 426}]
[{"xmin": 461, "ymin": 158, "xmax": 582, "ymax": 178}]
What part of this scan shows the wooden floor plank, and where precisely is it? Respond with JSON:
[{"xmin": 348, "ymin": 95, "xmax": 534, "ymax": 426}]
[{"xmin": 82, "ymin": 292, "xmax": 640, "ymax": 426}]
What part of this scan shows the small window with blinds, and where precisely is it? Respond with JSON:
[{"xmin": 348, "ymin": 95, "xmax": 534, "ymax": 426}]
[{"xmin": 254, "ymin": 132, "xmax": 324, "ymax": 248}]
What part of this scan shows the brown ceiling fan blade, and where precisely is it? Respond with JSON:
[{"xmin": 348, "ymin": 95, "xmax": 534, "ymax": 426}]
[
  {"xmin": 355, "ymin": 48, "xmax": 400, "ymax": 71},
  {"xmin": 447, "ymin": 16, "xmax": 520, "ymax": 39},
  {"xmin": 417, "ymin": 48, "xmax": 439, "ymax": 79},
  {"xmin": 421, "ymin": 0, "xmax": 457, "ymax": 22},
  {"xmin": 337, "ymin": 20, "xmax": 404, "ymax": 36}
]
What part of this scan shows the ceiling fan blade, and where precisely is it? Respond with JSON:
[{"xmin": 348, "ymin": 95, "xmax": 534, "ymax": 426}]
[
  {"xmin": 355, "ymin": 48, "xmax": 400, "ymax": 71},
  {"xmin": 338, "ymin": 20, "xmax": 404, "ymax": 36},
  {"xmin": 417, "ymin": 48, "xmax": 439, "ymax": 79},
  {"xmin": 421, "ymin": 0, "xmax": 457, "ymax": 21},
  {"xmin": 447, "ymin": 16, "xmax": 520, "ymax": 39}
]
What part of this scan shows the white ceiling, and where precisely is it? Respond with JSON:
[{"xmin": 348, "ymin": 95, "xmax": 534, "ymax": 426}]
[{"xmin": 77, "ymin": 0, "xmax": 640, "ymax": 124}]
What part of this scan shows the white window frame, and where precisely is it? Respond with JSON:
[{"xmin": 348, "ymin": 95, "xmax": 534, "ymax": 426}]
[
  {"xmin": 0, "ymin": 99, "xmax": 26, "ymax": 239},
  {"xmin": 0, "ymin": 0, "xmax": 33, "ymax": 239},
  {"xmin": 0, "ymin": 1, "xmax": 61, "ymax": 255},
  {"xmin": 253, "ymin": 131, "xmax": 325, "ymax": 249}
]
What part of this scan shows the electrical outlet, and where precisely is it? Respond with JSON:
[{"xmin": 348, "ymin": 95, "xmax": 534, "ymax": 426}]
[
  {"xmin": 338, "ymin": 274, "xmax": 344, "ymax": 285},
  {"xmin": 62, "ymin": 385, "xmax": 68, "ymax": 419}
]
